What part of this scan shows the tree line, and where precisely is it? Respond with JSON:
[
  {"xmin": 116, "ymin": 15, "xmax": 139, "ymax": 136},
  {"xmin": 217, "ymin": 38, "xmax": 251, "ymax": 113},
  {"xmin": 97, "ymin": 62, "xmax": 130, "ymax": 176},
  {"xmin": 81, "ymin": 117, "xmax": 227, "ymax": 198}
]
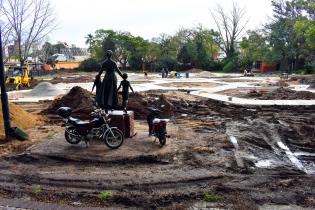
[
  {"xmin": 1, "ymin": 0, "xmax": 314, "ymax": 73},
  {"xmin": 83, "ymin": 0, "xmax": 315, "ymax": 73}
]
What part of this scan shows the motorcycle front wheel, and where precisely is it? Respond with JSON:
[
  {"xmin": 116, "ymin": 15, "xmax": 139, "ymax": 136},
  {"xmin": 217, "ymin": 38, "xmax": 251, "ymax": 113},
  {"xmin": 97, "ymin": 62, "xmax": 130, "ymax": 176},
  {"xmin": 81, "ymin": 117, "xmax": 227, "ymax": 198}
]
[
  {"xmin": 65, "ymin": 127, "xmax": 81, "ymax": 144},
  {"xmin": 104, "ymin": 128, "xmax": 124, "ymax": 149}
]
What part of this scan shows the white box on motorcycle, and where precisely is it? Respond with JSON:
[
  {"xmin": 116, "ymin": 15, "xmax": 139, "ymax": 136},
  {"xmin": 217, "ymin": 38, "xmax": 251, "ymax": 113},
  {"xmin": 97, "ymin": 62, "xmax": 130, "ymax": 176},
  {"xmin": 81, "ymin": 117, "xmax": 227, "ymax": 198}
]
[{"xmin": 108, "ymin": 110, "xmax": 135, "ymax": 138}]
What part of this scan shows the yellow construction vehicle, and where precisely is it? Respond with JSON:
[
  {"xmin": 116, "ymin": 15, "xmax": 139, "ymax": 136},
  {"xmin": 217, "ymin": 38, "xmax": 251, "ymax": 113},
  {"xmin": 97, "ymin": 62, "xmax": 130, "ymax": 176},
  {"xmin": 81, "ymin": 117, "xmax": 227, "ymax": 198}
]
[{"xmin": 5, "ymin": 63, "xmax": 32, "ymax": 90}]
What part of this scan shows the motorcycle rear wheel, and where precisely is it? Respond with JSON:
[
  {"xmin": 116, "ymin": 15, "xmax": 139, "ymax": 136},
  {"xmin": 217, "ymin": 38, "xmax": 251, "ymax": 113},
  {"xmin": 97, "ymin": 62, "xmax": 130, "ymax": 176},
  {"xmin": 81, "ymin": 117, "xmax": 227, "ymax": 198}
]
[
  {"xmin": 159, "ymin": 135, "xmax": 166, "ymax": 147},
  {"xmin": 104, "ymin": 128, "xmax": 124, "ymax": 149},
  {"xmin": 65, "ymin": 127, "xmax": 81, "ymax": 144}
]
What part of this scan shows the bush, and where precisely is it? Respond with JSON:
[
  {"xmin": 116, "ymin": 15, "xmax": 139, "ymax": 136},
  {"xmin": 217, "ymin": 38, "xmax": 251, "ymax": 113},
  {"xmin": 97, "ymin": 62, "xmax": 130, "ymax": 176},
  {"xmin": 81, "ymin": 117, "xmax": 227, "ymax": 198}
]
[
  {"xmin": 33, "ymin": 185, "xmax": 42, "ymax": 196},
  {"xmin": 98, "ymin": 191, "xmax": 112, "ymax": 202},
  {"xmin": 305, "ymin": 61, "xmax": 315, "ymax": 74},
  {"xmin": 223, "ymin": 61, "xmax": 235, "ymax": 72},
  {"xmin": 222, "ymin": 56, "xmax": 239, "ymax": 72},
  {"xmin": 203, "ymin": 192, "xmax": 222, "ymax": 202},
  {"xmin": 79, "ymin": 58, "xmax": 100, "ymax": 72}
]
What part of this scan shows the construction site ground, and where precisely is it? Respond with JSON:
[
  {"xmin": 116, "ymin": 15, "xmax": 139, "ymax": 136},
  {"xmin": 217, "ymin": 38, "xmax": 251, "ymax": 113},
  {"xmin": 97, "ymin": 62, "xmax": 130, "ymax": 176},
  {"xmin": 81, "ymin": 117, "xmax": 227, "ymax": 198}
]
[{"xmin": 0, "ymin": 70, "xmax": 315, "ymax": 209}]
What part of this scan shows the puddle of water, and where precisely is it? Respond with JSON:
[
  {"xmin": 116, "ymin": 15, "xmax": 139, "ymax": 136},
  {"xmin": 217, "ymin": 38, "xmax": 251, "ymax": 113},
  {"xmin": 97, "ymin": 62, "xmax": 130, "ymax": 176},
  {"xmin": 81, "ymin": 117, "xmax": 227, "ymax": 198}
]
[{"xmin": 255, "ymin": 159, "xmax": 273, "ymax": 168}]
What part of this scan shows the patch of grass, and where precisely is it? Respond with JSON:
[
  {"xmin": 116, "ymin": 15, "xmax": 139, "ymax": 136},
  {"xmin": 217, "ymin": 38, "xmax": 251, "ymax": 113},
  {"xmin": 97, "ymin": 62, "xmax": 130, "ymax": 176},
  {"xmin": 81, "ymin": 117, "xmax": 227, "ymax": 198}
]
[
  {"xmin": 203, "ymin": 192, "xmax": 221, "ymax": 202},
  {"xmin": 98, "ymin": 191, "xmax": 112, "ymax": 202},
  {"xmin": 33, "ymin": 185, "xmax": 42, "ymax": 195},
  {"xmin": 46, "ymin": 132, "xmax": 56, "ymax": 139}
]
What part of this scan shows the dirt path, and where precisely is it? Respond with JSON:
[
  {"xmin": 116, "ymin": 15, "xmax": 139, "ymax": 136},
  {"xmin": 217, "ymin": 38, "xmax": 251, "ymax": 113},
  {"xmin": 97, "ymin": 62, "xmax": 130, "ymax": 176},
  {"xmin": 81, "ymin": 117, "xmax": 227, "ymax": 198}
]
[{"xmin": 0, "ymin": 91, "xmax": 314, "ymax": 209}]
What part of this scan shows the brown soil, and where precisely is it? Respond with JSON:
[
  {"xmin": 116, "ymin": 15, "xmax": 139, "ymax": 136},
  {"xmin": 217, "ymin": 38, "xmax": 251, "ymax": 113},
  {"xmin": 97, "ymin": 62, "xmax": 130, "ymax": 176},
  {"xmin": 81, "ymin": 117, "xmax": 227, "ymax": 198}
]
[
  {"xmin": 307, "ymin": 77, "xmax": 315, "ymax": 89},
  {"xmin": 124, "ymin": 92, "xmax": 175, "ymax": 119},
  {"xmin": 0, "ymin": 87, "xmax": 315, "ymax": 209},
  {"xmin": 246, "ymin": 88, "xmax": 315, "ymax": 100},
  {"xmin": 49, "ymin": 75, "xmax": 93, "ymax": 84},
  {"xmin": 289, "ymin": 75, "xmax": 315, "ymax": 89},
  {"xmin": 43, "ymin": 86, "xmax": 95, "ymax": 119},
  {"xmin": 0, "ymin": 102, "xmax": 43, "ymax": 138}
]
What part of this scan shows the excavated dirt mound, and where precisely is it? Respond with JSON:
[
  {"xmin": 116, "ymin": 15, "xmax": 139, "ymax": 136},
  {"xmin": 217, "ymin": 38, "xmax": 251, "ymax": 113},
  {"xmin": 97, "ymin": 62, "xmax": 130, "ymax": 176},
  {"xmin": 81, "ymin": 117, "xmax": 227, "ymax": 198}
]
[
  {"xmin": 44, "ymin": 86, "xmax": 95, "ymax": 119},
  {"xmin": 125, "ymin": 92, "xmax": 174, "ymax": 119},
  {"xmin": 44, "ymin": 88, "xmax": 178, "ymax": 120},
  {"xmin": 246, "ymin": 88, "xmax": 315, "ymax": 100},
  {"xmin": 0, "ymin": 102, "xmax": 42, "ymax": 138}
]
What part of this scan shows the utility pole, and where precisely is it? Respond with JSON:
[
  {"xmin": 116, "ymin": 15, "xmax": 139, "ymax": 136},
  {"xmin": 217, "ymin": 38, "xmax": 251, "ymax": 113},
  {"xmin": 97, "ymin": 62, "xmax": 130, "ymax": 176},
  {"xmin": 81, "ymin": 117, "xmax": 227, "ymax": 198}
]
[{"xmin": 0, "ymin": 26, "xmax": 12, "ymax": 138}]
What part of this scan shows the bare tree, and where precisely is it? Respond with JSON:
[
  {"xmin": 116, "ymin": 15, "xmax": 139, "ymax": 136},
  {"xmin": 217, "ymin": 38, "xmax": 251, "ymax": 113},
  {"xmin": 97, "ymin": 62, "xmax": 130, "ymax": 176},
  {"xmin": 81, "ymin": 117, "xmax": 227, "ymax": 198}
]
[
  {"xmin": 211, "ymin": 2, "xmax": 249, "ymax": 58},
  {"xmin": 0, "ymin": 22, "xmax": 13, "ymax": 62},
  {"xmin": 0, "ymin": 0, "xmax": 12, "ymax": 62},
  {"xmin": 1, "ymin": 0, "xmax": 56, "ymax": 66}
]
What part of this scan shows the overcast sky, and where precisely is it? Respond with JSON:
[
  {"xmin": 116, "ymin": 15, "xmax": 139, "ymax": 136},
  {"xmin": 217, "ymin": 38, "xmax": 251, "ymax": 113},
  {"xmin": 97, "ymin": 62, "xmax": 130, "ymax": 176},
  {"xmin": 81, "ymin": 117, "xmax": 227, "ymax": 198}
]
[{"xmin": 49, "ymin": 0, "xmax": 274, "ymax": 48}]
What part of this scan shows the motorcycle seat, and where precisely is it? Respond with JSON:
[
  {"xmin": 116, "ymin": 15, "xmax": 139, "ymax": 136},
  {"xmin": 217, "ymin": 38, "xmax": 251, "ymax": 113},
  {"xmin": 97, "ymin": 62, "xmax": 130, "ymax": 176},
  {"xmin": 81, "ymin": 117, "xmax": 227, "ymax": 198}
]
[
  {"xmin": 68, "ymin": 117, "xmax": 90, "ymax": 127},
  {"xmin": 153, "ymin": 118, "xmax": 170, "ymax": 124}
]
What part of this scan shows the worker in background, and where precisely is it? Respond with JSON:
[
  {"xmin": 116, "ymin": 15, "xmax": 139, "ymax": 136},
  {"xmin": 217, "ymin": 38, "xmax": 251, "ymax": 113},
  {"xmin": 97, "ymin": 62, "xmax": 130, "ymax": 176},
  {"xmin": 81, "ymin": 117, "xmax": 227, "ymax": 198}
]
[{"xmin": 144, "ymin": 71, "xmax": 148, "ymax": 79}]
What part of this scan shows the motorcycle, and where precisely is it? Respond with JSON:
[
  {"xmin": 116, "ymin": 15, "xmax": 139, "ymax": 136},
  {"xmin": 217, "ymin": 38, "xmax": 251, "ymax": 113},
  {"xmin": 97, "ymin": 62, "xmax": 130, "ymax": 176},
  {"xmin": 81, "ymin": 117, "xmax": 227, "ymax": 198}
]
[
  {"xmin": 57, "ymin": 107, "xmax": 124, "ymax": 149},
  {"xmin": 147, "ymin": 107, "xmax": 170, "ymax": 147}
]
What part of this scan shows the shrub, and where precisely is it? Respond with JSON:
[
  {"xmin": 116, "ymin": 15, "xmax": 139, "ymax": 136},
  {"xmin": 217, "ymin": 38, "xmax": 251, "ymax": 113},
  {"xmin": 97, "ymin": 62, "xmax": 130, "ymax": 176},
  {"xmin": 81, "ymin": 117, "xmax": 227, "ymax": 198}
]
[
  {"xmin": 222, "ymin": 56, "xmax": 239, "ymax": 72},
  {"xmin": 203, "ymin": 192, "xmax": 221, "ymax": 202},
  {"xmin": 223, "ymin": 61, "xmax": 235, "ymax": 72},
  {"xmin": 79, "ymin": 58, "xmax": 100, "ymax": 72},
  {"xmin": 98, "ymin": 191, "xmax": 112, "ymax": 202},
  {"xmin": 33, "ymin": 185, "xmax": 42, "ymax": 195}
]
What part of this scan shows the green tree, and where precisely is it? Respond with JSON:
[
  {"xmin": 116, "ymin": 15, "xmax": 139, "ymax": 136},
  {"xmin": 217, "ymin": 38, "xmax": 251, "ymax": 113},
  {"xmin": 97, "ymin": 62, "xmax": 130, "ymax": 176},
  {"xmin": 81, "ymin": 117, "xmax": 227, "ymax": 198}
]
[
  {"xmin": 240, "ymin": 30, "xmax": 279, "ymax": 68},
  {"xmin": 267, "ymin": 0, "xmax": 315, "ymax": 71}
]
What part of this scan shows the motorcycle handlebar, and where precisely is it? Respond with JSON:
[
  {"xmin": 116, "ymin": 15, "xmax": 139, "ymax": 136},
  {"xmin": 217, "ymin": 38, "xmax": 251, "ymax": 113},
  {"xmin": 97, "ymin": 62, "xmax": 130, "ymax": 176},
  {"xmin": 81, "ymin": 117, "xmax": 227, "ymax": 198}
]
[{"xmin": 90, "ymin": 109, "xmax": 109, "ymax": 118}]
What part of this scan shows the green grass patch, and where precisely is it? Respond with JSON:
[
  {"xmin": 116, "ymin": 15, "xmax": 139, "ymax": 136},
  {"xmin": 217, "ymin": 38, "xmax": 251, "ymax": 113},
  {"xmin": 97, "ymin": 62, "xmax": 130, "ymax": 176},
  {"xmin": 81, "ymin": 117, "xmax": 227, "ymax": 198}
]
[
  {"xmin": 98, "ymin": 191, "xmax": 112, "ymax": 202},
  {"xmin": 203, "ymin": 192, "xmax": 221, "ymax": 202},
  {"xmin": 33, "ymin": 185, "xmax": 42, "ymax": 195}
]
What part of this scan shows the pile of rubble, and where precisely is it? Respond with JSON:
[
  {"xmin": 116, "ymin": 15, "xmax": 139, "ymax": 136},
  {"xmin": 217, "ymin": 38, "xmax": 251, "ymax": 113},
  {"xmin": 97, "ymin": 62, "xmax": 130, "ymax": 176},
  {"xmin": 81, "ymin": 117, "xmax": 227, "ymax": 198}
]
[{"xmin": 44, "ymin": 86, "xmax": 95, "ymax": 119}]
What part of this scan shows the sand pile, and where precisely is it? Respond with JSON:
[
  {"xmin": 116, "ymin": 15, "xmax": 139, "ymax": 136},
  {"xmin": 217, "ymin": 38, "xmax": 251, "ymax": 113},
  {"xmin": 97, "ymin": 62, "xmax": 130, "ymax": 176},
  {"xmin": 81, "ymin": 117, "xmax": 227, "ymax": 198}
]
[
  {"xmin": 246, "ymin": 88, "xmax": 315, "ymax": 100},
  {"xmin": 0, "ymin": 102, "xmax": 41, "ymax": 138},
  {"xmin": 25, "ymin": 82, "xmax": 63, "ymax": 97},
  {"xmin": 44, "ymin": 86, "xmax": 95, "ymax": 119}
]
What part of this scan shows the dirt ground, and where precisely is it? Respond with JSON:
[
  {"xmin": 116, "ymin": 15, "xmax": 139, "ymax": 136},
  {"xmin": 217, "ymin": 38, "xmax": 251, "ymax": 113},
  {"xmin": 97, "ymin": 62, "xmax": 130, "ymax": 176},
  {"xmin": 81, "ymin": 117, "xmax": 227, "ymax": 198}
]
[
  {"xmin": 219, "ymin": 87, "xmax": 315, "ymax": 100},
  {"xmin": 0, "ymin": 87, "xmax": 314, "ymax": 209}
]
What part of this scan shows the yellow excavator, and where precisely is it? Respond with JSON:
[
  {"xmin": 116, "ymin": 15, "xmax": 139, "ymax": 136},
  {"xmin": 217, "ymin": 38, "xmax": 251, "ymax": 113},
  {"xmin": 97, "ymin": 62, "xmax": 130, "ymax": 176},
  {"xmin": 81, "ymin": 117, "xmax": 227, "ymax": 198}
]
[{"xmin": 5, "ymin": 63, "xmax": 32, "ymax": 90}]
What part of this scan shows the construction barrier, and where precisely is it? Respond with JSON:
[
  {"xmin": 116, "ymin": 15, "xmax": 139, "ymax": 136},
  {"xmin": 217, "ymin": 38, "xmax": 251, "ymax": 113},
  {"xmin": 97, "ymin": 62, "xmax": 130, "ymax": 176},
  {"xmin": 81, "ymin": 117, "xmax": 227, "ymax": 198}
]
[{"xmin": 54, "ymin": 61, "xmax": 80, "ymax": 70}]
